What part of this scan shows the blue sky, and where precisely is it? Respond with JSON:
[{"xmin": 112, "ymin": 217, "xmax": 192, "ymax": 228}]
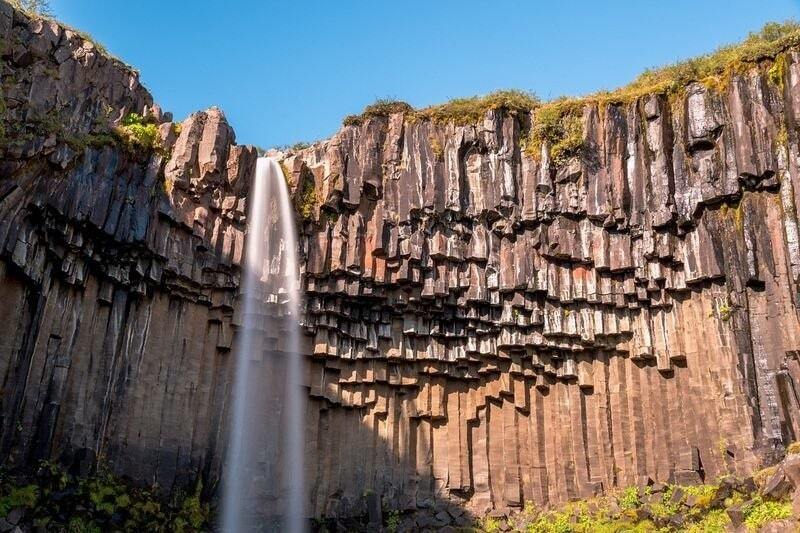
[{"xmin": 51, "ymin": 0, "xmax": 800, "ymax": 148}]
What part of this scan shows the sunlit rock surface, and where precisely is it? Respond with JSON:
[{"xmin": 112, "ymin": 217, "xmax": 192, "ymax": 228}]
[{"xmin": 3, "ymin": 1, "xmax": 800, "ymax": 522}]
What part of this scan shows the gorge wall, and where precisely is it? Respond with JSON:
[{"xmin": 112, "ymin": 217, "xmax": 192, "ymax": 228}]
[{"xmin": 3, "ymin": 1, "xmax": 800, "ymax": 520}]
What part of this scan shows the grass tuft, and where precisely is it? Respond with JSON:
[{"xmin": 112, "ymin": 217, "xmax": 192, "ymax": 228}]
[
  {"xmin": 343, "ymin": 90, "xmax": 538, "ymax": 128},
  {"xmin": 416, "ymin": 89, "xmax": 538, "ymax": 125},
  {"xmin": 343, "ymin": 99, "xmax": 413, "ymax": 127},
  {"xmin": 525, "ymin": 98, "xmax": 585, "ymax": 163}
]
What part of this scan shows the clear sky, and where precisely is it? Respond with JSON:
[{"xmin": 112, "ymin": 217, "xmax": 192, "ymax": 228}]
[{"xmin": 51, "ymin": 0, "xmax": 800, "ymax": 149}]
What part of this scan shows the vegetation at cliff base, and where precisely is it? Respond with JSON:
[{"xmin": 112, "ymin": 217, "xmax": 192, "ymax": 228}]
[
  {"xmin": 473, "ymin": 473, "xmax": 799, "ymax": 533},
  {"xmin": 0, "ymin": 461, "xmax": 210, "ymax": 532}
]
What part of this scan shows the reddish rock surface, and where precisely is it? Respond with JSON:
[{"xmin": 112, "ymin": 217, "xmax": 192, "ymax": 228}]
[{"xmin": 3, "ymin": 0, "xmax": 800, "ymax": 520}]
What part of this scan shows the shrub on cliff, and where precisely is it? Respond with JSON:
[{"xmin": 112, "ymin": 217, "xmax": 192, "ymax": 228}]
[{"xmin": 115, "ymin": 113, "xmax": 160, "ymax": 151}]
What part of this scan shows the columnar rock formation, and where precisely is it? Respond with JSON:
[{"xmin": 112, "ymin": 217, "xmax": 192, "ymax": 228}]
[{"xmin": 3, "ymin": 1, "xmax": 800, "ymax": 520}]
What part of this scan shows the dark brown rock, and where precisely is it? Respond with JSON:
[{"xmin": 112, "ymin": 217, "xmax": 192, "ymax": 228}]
[{"xmin": 763, "ymin": 467, "xmax": 793, "ymax": 501}]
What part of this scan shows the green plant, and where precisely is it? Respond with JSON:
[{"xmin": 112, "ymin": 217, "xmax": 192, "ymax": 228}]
[
  {"xmin": 385, "ymin": 509, "xmax": 401, "ymax": 533},
  {"xmin": 115, "ymin": 113, "xmax": 160, "ymax": 152},
  {"xmin": 417, "ymin": 89, "xmax": 538, "ymax": 125},
  {"xmin": 525, "ymin": 99, "xmax": 584, "ymax": 165},
  {"xmin": 282, "ymin": 164, "xmax": 318, "ymax": 220},
  {"xmin": 685, "ymin": 509, "xmax": 730, "ymax": 533},
  {"xmin": 344, "ymin": 90, "xmax": 538, "ymax": 128},
  {"xmin": 684, "ymin": 483, "xmax": 719, "ymax": 510},
  {"xmin": 524, "ymin": 509, "xmax": 572, "ymax": 533},
  {"xmin": 787, "ymin": 441, "xmax": 800, "ymax": 454},
  {"xmin": 84, "ymin": 471, "xmax": 129, "ymax": 515},
  {"xmin": 768, "ymin": 53, "xmax": 788, "ymax": 91},
  {"xmin": 280, "ymin": 161, "xmax": 294, "ymax": 187},
  {"xmin": 343, "ymin": 99, "xmax": 413, "ymax": 126},
  {"xmin": 171, "ymin": 480, "xmax": 208, "ymax": 533},
  {"xmin": 648, "ymin": 493, "xmax": 682, "ymax": 521},
  {"xmin": 67, "ymin": 516, "xmax": 101, "ymax": 533},
  {"xmin": 296, "ymin": 176, "xmax": 318, "ymax": 220},
  {"xmin": 0, "ymin": 483, "xmax": 39, "ymax": 515},
  {"xmin": 481, "ymin": 516, "xmax": 502, "ymax": 533},
  {"xmin": 618, "ymin": 486, "xmax": 640, "ymax": 510},
  {"xmin": 742, "ymin": 497, "xmax": 792, "ymax": 530},
  {"xmin": 37, "ymin": 460, "xmax": 69, "ymax": 491},
  {"xmin": 718, "ymin": 302, "xmax": 733, "ymax": 321},
  {"xmin": 605, "ymin": 20, "xmax": 800, "ymax": 101}
]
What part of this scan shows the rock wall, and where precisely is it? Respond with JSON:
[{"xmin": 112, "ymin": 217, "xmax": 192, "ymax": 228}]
[
  {"xmin": 0, "ymin": 2, "xmax": 253, "ymax": 491},
  {"xmin": 3, "ymin": 0, "xmax": 800, "ymax": 520},
  {"xmin": 287, "ymin": 62, "xmax": 800, "ymax": 516}
]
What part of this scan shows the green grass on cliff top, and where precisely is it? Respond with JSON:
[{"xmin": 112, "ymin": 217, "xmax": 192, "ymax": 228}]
[{"xmin": 343, "ymin": 20, "xmax": 800, "ymax": 128}]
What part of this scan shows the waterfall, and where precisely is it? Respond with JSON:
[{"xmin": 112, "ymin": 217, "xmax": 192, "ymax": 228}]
[{"xmin": 221, "ymin": 157, "xmax": 306, "ymax": 532}]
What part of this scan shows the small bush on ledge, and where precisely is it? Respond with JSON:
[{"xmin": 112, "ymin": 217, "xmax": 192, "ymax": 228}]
[{"xmin": 115, "ymin": 113, "xmax": 161, "ymax": 152}]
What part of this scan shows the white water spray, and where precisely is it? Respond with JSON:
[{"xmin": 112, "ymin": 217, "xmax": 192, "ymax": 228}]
[{"xmin": 222, "ymin": 157, "xmax": 306, "ymax": 532}]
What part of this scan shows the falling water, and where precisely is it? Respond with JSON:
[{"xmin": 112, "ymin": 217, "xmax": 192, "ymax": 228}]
[{"xmin": 221, "ymin": 157, "xmax": 306, "ymax": 532}]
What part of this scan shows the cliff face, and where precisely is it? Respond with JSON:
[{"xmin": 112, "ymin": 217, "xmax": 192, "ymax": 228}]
[
  {"xmin": 3, "ymin": 1, "xmax": 800, "ymax": 521},
  {"xmin": 0, "ymin": 2, "xmax": 254, "ymax": 491}
]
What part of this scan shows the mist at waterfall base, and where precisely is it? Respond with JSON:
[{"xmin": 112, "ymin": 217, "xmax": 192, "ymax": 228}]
[{"xmin": 221, "ymin": 158, "xmax": 306, "ymax": 532}]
